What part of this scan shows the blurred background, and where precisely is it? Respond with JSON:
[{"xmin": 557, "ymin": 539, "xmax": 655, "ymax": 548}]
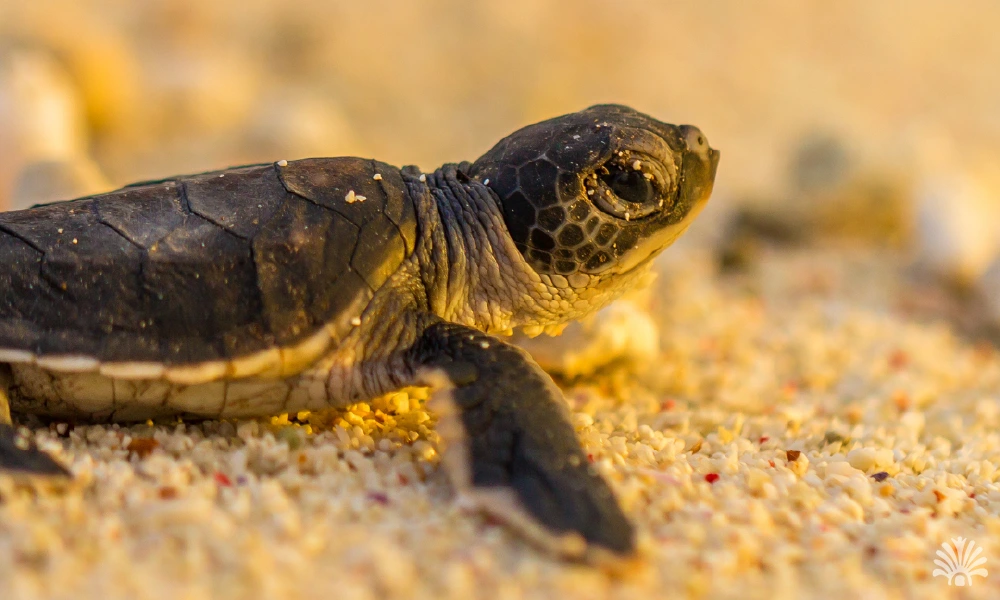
[{"xmin": 1, "ymin": 0, "xmax": 999, "ymax": 302}]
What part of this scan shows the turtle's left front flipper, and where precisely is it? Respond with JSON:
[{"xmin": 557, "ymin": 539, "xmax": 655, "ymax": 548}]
[
  {"xmin": 409, "ymin": 321, "xmax": 635, "ymax": 560},
  {"xmin": 0, "ymin": 367, "xmax": 70, "ymax": 478}
]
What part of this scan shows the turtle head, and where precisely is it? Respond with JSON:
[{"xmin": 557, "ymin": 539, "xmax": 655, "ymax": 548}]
[{"xmin": 469, "ymin": 104, "xmax": 719, "ymax": 286}]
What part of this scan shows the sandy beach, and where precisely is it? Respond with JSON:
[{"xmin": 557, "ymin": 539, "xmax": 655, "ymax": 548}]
[{"xmin": 2, "ymin": 243, "xmax": 998, "ymax": 599}]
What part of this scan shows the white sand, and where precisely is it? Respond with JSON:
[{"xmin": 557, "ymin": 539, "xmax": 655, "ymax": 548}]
[{"xmin": 3, "ymin": 247, "xmax": 998, "ymax": 599}]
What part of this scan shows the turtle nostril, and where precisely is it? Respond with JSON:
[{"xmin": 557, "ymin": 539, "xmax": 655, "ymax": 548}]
[{"xmin": 679, "ymin": 125, "xmax": 706, "ymax": 149}]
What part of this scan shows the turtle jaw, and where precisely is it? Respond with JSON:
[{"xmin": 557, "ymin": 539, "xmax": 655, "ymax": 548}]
[{"xmin": 603, "ymin": 186, "xmax": 711, "ymax": 277}]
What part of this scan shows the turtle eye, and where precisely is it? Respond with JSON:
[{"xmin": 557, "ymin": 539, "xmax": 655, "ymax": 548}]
[
  {"xmin": 590, "ymin": 161, "xmax": 667, "ymax": 220},
  {"xmin": 603, "ymin": 168, "xmax": 654, "ymax": 206}
]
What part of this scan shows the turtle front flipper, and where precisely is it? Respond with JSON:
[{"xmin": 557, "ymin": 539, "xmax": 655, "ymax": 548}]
[
  {"xmin": 410, "ymin": 321, "xmax": 635, "ymax": 560},
  {"xmin": 0, "ymin": 368, "xmax": 70, "ymax": 478}
]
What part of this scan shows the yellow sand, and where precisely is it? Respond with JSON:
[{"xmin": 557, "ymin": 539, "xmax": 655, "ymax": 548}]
[{"xmin": 3, "ymin": 247, "xmax": 998, "ymax": 599}]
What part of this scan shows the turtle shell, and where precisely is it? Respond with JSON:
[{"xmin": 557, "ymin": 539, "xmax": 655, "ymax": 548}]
[{"xmin": 0, "ymin": 158, "xmax": 417, "ymax": 383}]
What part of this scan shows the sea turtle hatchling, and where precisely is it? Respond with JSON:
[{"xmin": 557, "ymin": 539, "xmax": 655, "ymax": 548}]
[{"xmin": 0, "ymin": 104, "xmax": 718, "ymax": 559}]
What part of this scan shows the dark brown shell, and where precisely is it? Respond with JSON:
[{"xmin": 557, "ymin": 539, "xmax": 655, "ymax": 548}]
[{"xmin": 0, "ymin": 158, "xmax": 417, "ymax": 365}]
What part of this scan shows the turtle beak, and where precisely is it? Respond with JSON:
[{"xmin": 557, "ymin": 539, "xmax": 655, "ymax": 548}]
[
  {"xmin": 697, "ymin": 146, "xmax": 720, "ymax": 208},
  {"xmin": 691, "ymin": 147, "xmax": 720, "ymax": 211},
  {"xmin": 704, "ymin": 148, "xmax": 720, "ymax": 204},
  {"xmin": 605, "ymin": 207, "xmax": 707, "ymax": 276}
]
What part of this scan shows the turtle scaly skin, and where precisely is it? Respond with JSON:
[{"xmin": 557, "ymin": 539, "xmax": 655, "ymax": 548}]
[{"xmin": 0, "ymin": 105, "xmax": 719, "ymax": 559}]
